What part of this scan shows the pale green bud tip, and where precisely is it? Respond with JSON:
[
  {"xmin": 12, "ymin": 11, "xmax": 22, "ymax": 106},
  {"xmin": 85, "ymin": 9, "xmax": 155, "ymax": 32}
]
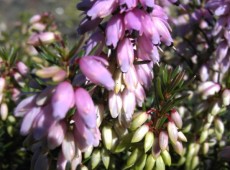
[
  {"xmin": 0, "ymin": 103, "xmax": 8, "ymax": 121},
  {"xmin": 199, "ymin": 130, "xmax": 208, "ymax": 143},
  {"xmin": 131, "ymin": 124, "xmax": 149, "ymax": 143},
  {"xmin": 91, "ymin": 149, "xmax": 101, "ymax": 169},
  {"xmin": 102, "ymin": 125, "xmax": 113, "ymax": 150},
  {"xmin": 144, "ymin": 131, "xmax": 154, "ymax": 152},
  {"xmin": 178, "ymin": 131, "xmax": 187, "ymax": 142},
  {"xmin": 130, "ymin": 112, "xmax": 148, "ymax": 131},
  {"xmin": 161, "ymin": 150, "xmax": 171, "ymax": 166},
  {"xmin": 222, "ymin": 89, "xmax": 230, "ymax": 106},
  {"xmin": 214, "ymin": 118, "xmax": 224, "ymax": 134}
]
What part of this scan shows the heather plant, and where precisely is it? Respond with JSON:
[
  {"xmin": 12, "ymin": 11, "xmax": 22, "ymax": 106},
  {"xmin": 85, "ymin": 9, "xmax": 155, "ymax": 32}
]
[{"xmin": 1, "ymin": 0, "xmax": 230, "ymax": 170}]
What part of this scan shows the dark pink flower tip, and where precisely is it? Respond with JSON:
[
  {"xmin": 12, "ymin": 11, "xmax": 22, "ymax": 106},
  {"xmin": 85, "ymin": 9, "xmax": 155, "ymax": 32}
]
[
  {"xmin": 74, "ymin": 88, "xmax": 97, "ymax": 128},
  {"xmin": 52, "ymin": 81, "xmax": 75, "ymax": 120},
  {"xmin": 79, "ymin": 56, "xmax": 115, "ymax": 90}
]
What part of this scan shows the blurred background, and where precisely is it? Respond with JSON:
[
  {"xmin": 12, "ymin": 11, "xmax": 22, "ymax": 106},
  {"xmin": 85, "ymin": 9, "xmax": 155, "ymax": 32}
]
[{"xmin": 0, "ymin": 0, "xmax": 81, "ymax": 40}]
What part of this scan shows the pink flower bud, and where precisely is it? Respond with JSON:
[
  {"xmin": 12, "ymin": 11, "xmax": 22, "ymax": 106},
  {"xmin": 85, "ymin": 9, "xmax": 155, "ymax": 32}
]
[
  {"xmin": 47, "ymin": 121, "xmax": 67, "ymax": 149},
  {"xmin": 159, "ymin": 131, "xmax": 169, "ymax": 151},
  {"xmin": 79, "ymin": 56, "xmax": 115, "ymax": 90},
  {"xmin": 152, "ymin": 137, "xmax": 161, "ymax": 159},
  {"xmin": 122, "ymin": 89, "xmax": 136, "ymax": 122},
  {"xmin": 0, "ymin": 77, "xmax": 6, "ymax": 93},
  {"xmin": 199, "ymin": 65, "xmax": 209, "ymax": 82},
  {"xmin": 52, "ymin": 70, "xmax": 67, "ymax": 82},
  {"xmin": 14, "ymin": 95, "xmax": 37, "ymax": 117},
  {"xmin": 172, "ymin": 141, "xmax": 184, "ymax": 156},
  {"xmin": 20, "ymin": 107, "xmax": 41, "ymax": 135},
  {"xmin": 0, "ymin": 103, "xmax": 8, "ymax": 121},
  {"xmin": 75, "ymin": 87, "xmax": 96, "ymax": 128},
  {"xmin": 171, "ymin": 109, "xmax": 183, "ymax": 129},
  {"xmin": 30, "ymin": 23, "xmax": 46, "ymax": 32},
  {"xmin": 32, "ymin": 105, "xmax": 56, "ymax": 140},
  {"xmin": 117, "ymin": 38, "xmax": 134, "ymax": 73},
  {"xmin": 62, "ymin": 132, "xmax": 76, "ymax": 161},
  {"xmin": 134, "ymin": 83, "xmax": 146, "ymax": 107},
  {"xmin": 167, "ymin": 121, "xmax": 178, "ymax": 144},
  {"xmin": 108, "ymin": 91, "xmax": 122, "ymax": 118},
  {"xmin": 123, "ymin": 65, "xmax": 138, "ymax": 91},
  {"xmin": 29, "ymin": 14, "xmax": 42, "ymax": 24},
  {"xmin": 17, "ymin": 61, "xmax": 29, "ymax": 76},
  {"xmin": 87, "ymin": 0, "xmax": 118, "ymax": 19},
  {"xmin": 124, "ymin": 9, "xmax": 143, "ymax": 34},
  {"xmin": 105, "ymin": 14, "xmax": 125, "ymax": 48},
  {"xmin": 27, "ymin": 32, "xmax": 56, "ymax": 46},
  {"xmin": 52, "ymin": 81, "xmax": 74, "ymax": 120}
]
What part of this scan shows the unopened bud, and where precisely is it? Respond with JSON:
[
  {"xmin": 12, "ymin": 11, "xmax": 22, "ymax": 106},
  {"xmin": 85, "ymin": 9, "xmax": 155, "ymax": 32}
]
[
  {"xmin": 214, "ymin": 118, "xmax": 224, "ymax": 134},
  {"xmin": 171, "ymin": 109, "xmax": 182, "ymax": 129},
  {"xmin": 95, "ymin": 104, "xmax": 104, "ymax": 127},
  {"xmin": 78, "ymin": 165, "xmax": 88, "ymax": 170},
  {"xmin": 134, "ymin": 153, "xmax": 147, "ymax": 170},
  {"xmin": 101, "ymin": 149, "xmax": 110, "ymax": 169},
  {"xmin": 211, "ymin": 102, "xmax": 221, "ymax": 116},
  {"xmin": 52, "ymin": 70, "xmax": 67, "ymax": 82},
  {"xmin": 161, "ymin": 150, "xmax": 171, "ymax": 166},
  {"xmin": 167, "ymin": 121, "xmax": 178, "ymax": 144},
  {"xmin": 7, "ymin": 115, "xmax": 16, "ymax": 123},
  {"xmin": 182, "ymin": 122, "xmax": 192, "ymax": 133},
  {"xmin": 145, "ymin": 154, "xmax": 155, "ymax": 170},
  {"xmin": 102, "ymin": 125, "xmax": 113, "ymax": 150},
  {"xmin": 204, "ymin": 123, "xmax": 211, "ymax": 130},
  {"xmin": 0, "ymin": 77, "xmax": 6, "ymax": 93},
  {"xmin": 155, "ymin": 155, "xmax": 165, "ymax": 170},
  {"xmin": 159, "ymin": 131, "xmax": 169, "ymax": 151},
  {"xmin": 27, "ymin": 32, "xmax": 57, "ymax": 46},
  {"xmin": 194, "ymin": 143, "xmax": 200, "ymax": 155},
  {"xmin": 84, "ymin": 146, "xmax": 93, "ymax": 159},
  {"xmin": 152, "ymin": 137, "xmax": 161, "ymax": 159},
  {"xmin": 191, "ymin": 156, "xmax": 199, "ymax": 170},
  {"xmin": 144, "ymin": 131, "xmax": 154, "ymax": 152},
  {"xmin": 199, "ymin": 130, "xmax": 208, "ymax": 143},
  {"xmin": 222, "ymin": 89, "xmax": 230, "ymax": 106},
  {"xmin": 14, "ymin": 72, "xmax": 25, "ymax": 87},
  {"xmin": 127, "ymin": 148, "xmax": 140, "ymax": 168},
  {"xmin": 202, "ymin": 143, "xmax": 209, "ymax": 155},
  {"xmin": 172, "ymin": 141, "xmax": 184, "ymax": 156},
  {"xmin": 178, "ymin": 131, "xmax": 187, "ymax": 142},
  {"xmin": 29, "ymin": 14, "xmax": 42, "ymax": 24},
  {"xmin": 91, "ymin": 149, "xmax": 101, "ymax": 169},
  {"xmin": 130, "ymin": 112, "xmax": 148, "ymax": 131},
  {"xmin": 198, "ymin": 81, "xmax": 220, "ymax": 99},
  {"xmin": 62, "ymin": 132, "xmax": 76, "ymax": 161},
  {"xmin": 207, "ymin": 114, "xmax": 214, "ymax": 123},
  {"xmin": 17, "ymin": 61, "xmax": 29, "ymax": 76},
  {"xmin": 0, "ymin": 103, "xmax": 8, "ymax": 121},
  {"xmin": 131, "ymin": 124, "xmax": 149, "ymax": 143},
  {"xmin": 35, "ymin": 66, "xmax": 61, "ymax": 79}
]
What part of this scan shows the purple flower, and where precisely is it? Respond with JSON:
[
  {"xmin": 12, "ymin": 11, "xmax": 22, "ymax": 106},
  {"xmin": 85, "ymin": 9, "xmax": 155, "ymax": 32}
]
[
  {"xmin": 74, "ymin": 87, "xmax": 97, "ymax": 128},
  {"xmin": 117, "ymin": 38, "xmax": 134, "ymax": 72},
  {"xmin": 87, "ymin": 0, "xmax": 118, "ymax": 19},
  {"xmin": 119, "ymin": 0, "xmax": 138, "ymax": 12},
  {"xmin": 52, "ymin": 81, "xmax": 75, "ymax": 120},
  {"xmin": 79, "ymin": 56, "xmax": 115, "ymax": 90},
  {"xmin": 105, "ymin": 14, "xmax": 125, "ymax": 48}
]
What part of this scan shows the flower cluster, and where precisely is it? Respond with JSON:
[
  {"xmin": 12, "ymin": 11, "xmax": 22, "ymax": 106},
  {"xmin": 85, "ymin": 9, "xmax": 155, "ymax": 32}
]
[{"xmin": 77, "ymin": 0, "xmax": 173, "ymax": 125}]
